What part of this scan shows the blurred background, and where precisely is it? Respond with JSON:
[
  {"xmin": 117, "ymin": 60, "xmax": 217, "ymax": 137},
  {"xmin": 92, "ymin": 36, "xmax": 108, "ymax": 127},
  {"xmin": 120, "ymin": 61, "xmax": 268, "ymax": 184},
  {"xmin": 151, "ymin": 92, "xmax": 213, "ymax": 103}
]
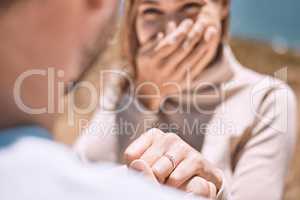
[
  {"xmin": 229, "ymin": 0, "xmax": 300, "ymax": 199},
  {"xmin": 231, "ymin": 0, "xmax": 300, "ymax": 51}
]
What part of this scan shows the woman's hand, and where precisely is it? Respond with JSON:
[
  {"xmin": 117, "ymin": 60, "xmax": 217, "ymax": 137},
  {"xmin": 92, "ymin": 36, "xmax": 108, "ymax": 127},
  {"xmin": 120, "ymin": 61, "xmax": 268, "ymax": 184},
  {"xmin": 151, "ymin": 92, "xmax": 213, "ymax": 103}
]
[
  {"xmin": 135, "ymin": 14, "xmax": 221, "ymax": 111},
  {"xmin": 124, "ymin": 128, "xmax": 223, "ymax": 199}
]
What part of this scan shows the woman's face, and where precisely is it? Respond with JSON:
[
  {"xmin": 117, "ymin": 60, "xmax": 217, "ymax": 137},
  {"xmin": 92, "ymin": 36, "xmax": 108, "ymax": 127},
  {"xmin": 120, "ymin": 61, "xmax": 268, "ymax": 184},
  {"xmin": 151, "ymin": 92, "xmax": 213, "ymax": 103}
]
[{"xmin": 135, "ymin": 0, "xmax": 228, "ymax": 45}]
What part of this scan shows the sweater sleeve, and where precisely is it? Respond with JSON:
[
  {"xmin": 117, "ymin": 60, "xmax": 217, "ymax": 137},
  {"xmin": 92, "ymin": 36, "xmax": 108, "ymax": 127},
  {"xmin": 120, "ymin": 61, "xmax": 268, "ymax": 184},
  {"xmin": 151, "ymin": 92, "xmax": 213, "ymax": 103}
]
[{"xmin": 223, "ymin": 85, "xmax": 298, "ymax": 200}]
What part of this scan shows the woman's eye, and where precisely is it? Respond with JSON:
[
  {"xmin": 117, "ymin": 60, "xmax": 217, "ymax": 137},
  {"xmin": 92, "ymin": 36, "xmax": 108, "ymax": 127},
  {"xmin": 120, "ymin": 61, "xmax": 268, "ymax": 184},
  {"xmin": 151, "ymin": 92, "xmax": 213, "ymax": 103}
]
[
  {"xmin": 141, "ymin": 8, "xmax": 163, "ymax": 22},
  {"xmin": 142, "ymin": 8, "xmax": 163, "ymax": 16},
  {"xmin": 181, "ymin": 3, "xmax": 202, "ymax": 15}
]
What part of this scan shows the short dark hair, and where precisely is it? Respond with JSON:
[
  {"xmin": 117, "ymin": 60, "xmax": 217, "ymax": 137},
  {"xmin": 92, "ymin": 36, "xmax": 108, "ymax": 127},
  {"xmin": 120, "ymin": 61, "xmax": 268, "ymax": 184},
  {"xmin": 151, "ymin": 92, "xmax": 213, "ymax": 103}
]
[{"xmin": 0, "ymin": 0, "xmax": 15, "ymax": 10}]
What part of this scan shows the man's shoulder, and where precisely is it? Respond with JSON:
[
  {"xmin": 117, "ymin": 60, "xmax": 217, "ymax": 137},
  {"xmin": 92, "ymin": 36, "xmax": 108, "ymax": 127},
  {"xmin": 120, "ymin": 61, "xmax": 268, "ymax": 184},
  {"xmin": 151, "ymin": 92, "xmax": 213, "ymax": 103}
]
[{"xmin": 0, "ymin": 125, "xmax": 52, "ymax": 150}]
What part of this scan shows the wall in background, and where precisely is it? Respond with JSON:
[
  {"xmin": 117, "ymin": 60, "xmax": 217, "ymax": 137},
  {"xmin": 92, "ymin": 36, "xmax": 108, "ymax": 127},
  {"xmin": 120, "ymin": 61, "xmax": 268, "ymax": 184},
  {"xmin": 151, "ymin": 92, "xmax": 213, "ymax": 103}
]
[{"xmin": 230, "ymin": 0, "xmax": 300, "ymax": 50}]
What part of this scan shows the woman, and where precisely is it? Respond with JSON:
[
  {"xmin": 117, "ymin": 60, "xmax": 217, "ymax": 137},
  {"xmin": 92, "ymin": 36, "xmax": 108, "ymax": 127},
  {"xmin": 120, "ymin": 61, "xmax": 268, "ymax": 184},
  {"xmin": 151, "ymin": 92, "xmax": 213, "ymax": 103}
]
[{"xmin": 75, "ymin": 0, "xmax": 297, "ymax": 199}]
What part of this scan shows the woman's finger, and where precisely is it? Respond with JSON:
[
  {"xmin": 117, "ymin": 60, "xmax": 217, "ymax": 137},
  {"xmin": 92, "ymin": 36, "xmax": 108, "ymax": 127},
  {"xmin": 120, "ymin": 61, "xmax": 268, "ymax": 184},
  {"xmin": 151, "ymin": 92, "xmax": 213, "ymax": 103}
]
[
  {"xmin": 165, "ymin": 156, "xmax": 199, "ymax": 188},
  {"xmin": 130, "ymin": 159, "xmax": 159, "ymax": 184},
  {"xmin": 124, "ymin": 128, "xmax": 164, "ymax": 164},
  {"xmin": 139, "ymin": 141, "xmax": 166, "ymax": 166},
  {"xmin": 207, "ymin": 181, "xmax": 217, "ymax": 199},
  {"xmin": 139, "ymin": 32, "xmax": 164, "ymax": 55},
  {"xmin": 152, "ymin": 19, "xmax": 193, "ymax": 60},
  {"xmin": 166, "ymin": 21, "xmax": 177, "ymax": 35},
  {"xmin": 151, "ymin": 142, "xmax": 188, "ymax": 183},
  {"xmin": 190, "ymin": 27, "xmax": 219, "ymax": 82},
  {"xmin": 155, "ymin": 19, "xmax": 193, "ymax": 51},
  {"xmin": 169, "ymin": 41, "xmax": 207, "ymax": 84},
  {"xmin": 181, "ymin": 176, "xmax": 217, "ymax": 199},
  {"xmin": 161, "ymin": 15, "xmax": 212, "ymax": 79},
  {"xmin": 140, "ymin": 132, "xmax": 179, "ymax": 166},
  {"xmin": 160, "ymin": 20, "xmax": 205, "ymax": 76},
  {"xmin": 185, "ymin": 41, "xmax": 209, "ymax": 80},
  {"xmin": 183, "ymin": 15, "xmax": 205, "ymax": 49},
  {"xmin": 166, "ymin": 151, "xmax": 222, "ymax": 191},
  {"xmin": 151, "ymin": 156, "xmax": 174, "ymax": 183},
  {"xmin": 172, "ymin": 25, "xmax": 218, "ymax": 85},
  {"xmin": 167, "ymin": 152, "xmax": 223, "ymax": 190}
]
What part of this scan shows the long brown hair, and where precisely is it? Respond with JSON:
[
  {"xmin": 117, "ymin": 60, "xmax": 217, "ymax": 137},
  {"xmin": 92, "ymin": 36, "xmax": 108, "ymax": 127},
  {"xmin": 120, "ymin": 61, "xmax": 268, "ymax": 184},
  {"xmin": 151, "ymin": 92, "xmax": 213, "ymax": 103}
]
[
  {"xmin": 120, "ymin": 0, "xmax": 140, "ymax": 74},
  {"xmin": 120, "ymin": 0, "xmax": 231, "ymax": 73}
]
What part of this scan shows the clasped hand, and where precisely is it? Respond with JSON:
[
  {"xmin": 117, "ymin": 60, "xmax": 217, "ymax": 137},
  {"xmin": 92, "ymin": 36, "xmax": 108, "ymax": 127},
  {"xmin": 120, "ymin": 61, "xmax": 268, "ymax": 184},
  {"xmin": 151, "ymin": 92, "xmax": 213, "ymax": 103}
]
[{"xmin": 124, "ymin": 128, "xmax": 223, "ymax": 199}]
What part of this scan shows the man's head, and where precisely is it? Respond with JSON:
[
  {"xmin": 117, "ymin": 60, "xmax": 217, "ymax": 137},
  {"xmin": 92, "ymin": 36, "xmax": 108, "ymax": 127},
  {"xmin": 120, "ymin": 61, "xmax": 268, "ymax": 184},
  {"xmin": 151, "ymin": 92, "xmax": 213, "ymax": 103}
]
[{"xmin": 0, "ymin": 0, "xmax": 118, "ymax": 128}]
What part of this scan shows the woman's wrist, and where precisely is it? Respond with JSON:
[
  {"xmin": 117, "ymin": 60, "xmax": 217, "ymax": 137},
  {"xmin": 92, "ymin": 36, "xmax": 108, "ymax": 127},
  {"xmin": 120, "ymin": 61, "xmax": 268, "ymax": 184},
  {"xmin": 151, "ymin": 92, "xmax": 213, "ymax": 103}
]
[
  {"xmin": 138, "ymin": 94, "xmax": 162, "ymax": 111},
  {"xmin": 135, "ymin": 83, "xmax": 163, "ymax": 111}
]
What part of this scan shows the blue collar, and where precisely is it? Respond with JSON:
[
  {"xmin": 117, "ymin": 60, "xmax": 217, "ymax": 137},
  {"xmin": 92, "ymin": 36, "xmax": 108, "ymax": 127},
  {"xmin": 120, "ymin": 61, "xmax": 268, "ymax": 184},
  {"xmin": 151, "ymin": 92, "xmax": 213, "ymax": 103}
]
[{"xmin": 0, "ymin": 125, "xmax": 52, "ymax": 149}]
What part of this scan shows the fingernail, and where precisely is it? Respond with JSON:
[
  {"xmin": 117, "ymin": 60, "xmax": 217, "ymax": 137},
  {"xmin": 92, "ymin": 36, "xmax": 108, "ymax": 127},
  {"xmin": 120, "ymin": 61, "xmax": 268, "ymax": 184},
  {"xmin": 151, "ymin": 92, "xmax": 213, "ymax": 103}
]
[
  {"xmin": 194, "ymin": 23, "xmax": 204, "ymax": 34},
  {"xmin": 167, "ymin": 21, "xmax": 177, "ymax": 33},
  {"xmin": 183, "ymin": 23, "xmax": 203, "ymax": 49},
  {"xmin": 182, "ymin": 19, "xmax": 194, "ymax": 29},
  {"xmin": 176, "ymin": 19, "xmax": 192, "ymax": 33},
  {"xmin": 159, "ymin": 19, "xmax": 193, "ymax": 49},
  {"xmin": 130, "ymin": 160, "xmax": 148, "ymax": 172},
  {"xmin": 204, "ymin": 26, "xmax": 217, "ymax": 42},
  {"xmin": 124, "ymin": 147, "xmax": 135, "ymax": 159},
  {"xmin": 176, "ymin": 22, "xmax": 193, "ymax": 38},
  {"xmin": 157, "ymin": 32, "xmax": 164, "ymax": 40}
]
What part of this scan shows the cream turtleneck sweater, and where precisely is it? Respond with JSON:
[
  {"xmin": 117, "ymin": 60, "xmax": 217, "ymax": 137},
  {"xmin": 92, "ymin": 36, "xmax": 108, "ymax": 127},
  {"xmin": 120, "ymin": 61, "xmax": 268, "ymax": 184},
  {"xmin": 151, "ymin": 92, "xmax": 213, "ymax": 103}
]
[{"xmin": 75, "ymin": 46, "xmax": 298, "ymax": 200}]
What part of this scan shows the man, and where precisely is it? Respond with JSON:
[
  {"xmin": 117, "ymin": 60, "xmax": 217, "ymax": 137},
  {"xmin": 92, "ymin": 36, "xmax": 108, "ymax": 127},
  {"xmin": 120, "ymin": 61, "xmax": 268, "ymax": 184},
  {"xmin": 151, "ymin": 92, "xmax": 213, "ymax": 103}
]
[
  {"xmin": 0, "ymin": 0, "xmax": 117, "ymax": 131},
  {"xmin": 0, "ymin": 1, "xmax": 199, "ymax": 200}
]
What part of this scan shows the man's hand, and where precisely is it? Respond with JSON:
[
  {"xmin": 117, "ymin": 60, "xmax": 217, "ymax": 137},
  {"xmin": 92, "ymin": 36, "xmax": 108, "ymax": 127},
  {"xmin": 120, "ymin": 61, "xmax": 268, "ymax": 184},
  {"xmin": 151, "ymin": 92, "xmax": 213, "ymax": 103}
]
[{"xmin": 124, "ymin": 128, "xmax": 223, "ymax": 199}]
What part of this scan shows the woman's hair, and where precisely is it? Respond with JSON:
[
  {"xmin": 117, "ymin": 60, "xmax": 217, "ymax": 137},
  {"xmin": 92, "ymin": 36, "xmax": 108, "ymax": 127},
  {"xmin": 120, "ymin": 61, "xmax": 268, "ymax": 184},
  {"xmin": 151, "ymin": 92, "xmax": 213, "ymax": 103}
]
[
  {"xmin": 120, "ymin": 0, "xmax": 140, "ymax": 71},
  {"xmin": 120, "ymin": 0, "xmax": 230, "ymax": 71}
]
